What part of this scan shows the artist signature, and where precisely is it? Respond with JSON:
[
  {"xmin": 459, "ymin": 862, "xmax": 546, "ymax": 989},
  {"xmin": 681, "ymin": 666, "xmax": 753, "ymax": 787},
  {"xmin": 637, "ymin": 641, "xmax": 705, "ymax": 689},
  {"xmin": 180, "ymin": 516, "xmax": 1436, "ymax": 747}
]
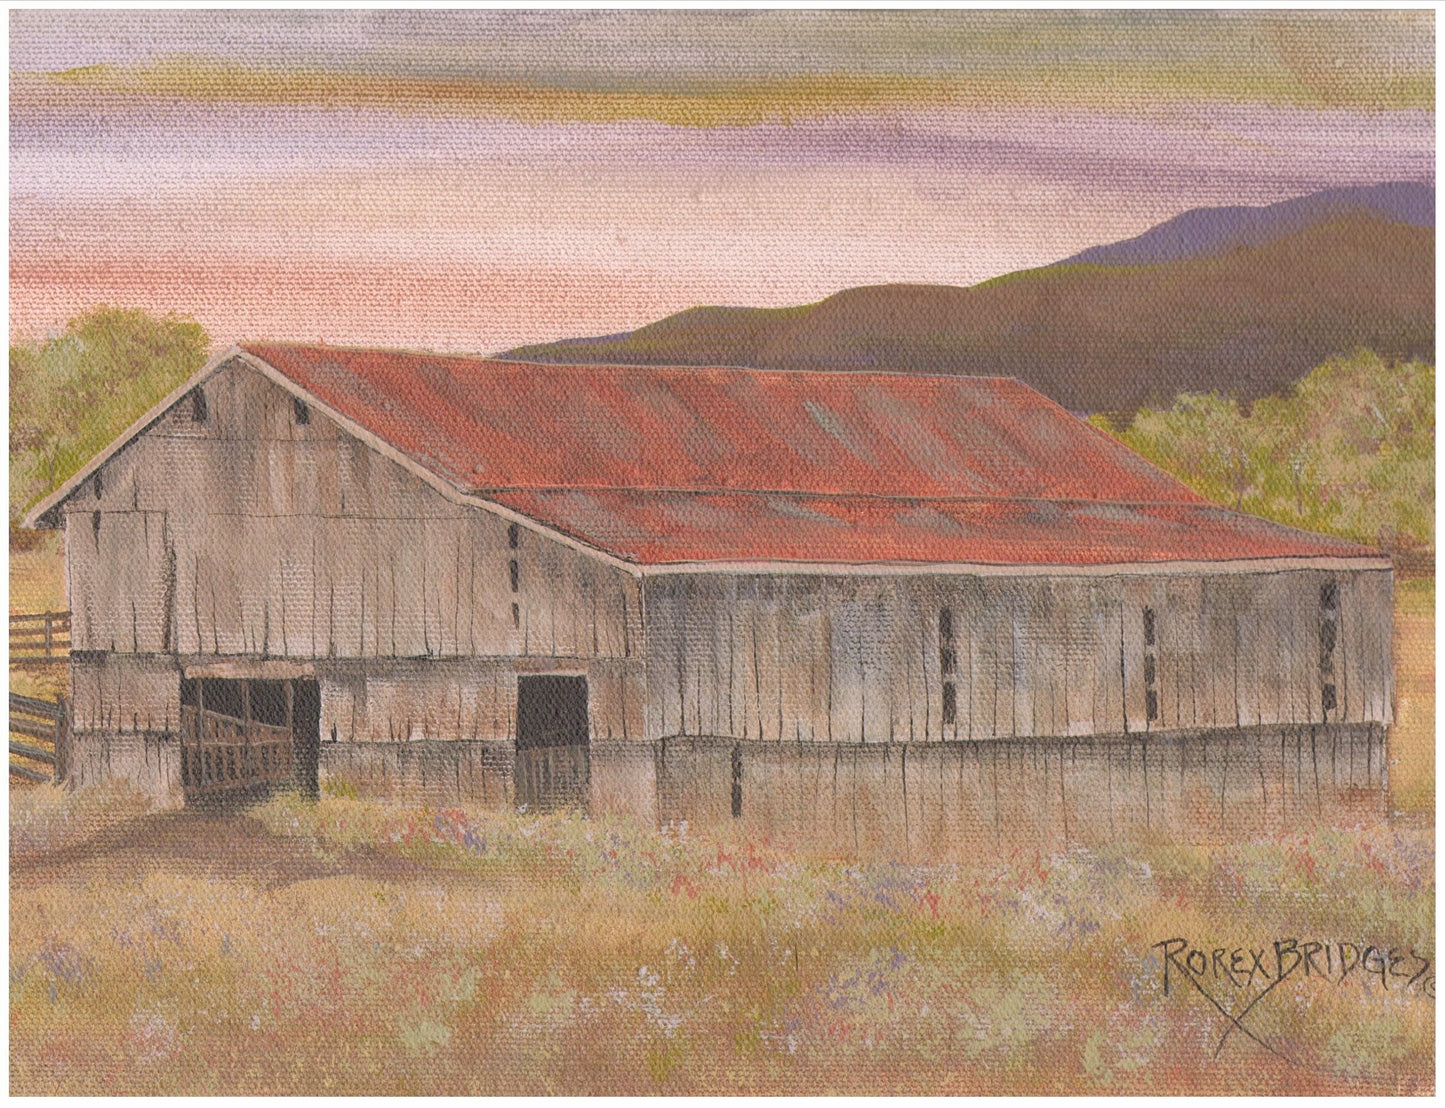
[{"xmin": 1152, "ymin": 938, "xmax": 1433, "ymax": 1067}]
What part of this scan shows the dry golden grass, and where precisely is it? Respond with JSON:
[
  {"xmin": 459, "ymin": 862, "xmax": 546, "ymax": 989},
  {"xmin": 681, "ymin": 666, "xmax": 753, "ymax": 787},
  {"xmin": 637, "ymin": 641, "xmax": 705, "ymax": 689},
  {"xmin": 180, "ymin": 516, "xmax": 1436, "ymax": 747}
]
[
  {"xmin": 8, "ymin": 532, "xmax": 65, "ymax": 616},
  {"xmin": 8, "ymin": 532, "xmax": 69, "ymax": 702},
  {"xmin": 10, "ymin": 780, "xmax": 155, "ymax": 861},
  {"xmin": 1391, "ymin": 576, "xmax": 1434, "ymax": 816},
  {"xmin": 8, "ymin": 789, "xmax": 1435, "ymax": 1095}
]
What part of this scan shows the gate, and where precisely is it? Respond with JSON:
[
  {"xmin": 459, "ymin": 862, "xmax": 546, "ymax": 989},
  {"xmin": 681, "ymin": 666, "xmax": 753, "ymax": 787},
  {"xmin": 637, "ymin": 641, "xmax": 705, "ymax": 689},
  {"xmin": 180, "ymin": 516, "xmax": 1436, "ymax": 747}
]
[
  {"xmin": 9, "ymin": 693, "xmax": 68, "ymax": 783},
  {"xmin": 514, "ymin": 675, "xmax": 590, "ymax": 812},
  {"xmin": 179, "ymin": 678, "xmax": 300, "ymax": 799}
]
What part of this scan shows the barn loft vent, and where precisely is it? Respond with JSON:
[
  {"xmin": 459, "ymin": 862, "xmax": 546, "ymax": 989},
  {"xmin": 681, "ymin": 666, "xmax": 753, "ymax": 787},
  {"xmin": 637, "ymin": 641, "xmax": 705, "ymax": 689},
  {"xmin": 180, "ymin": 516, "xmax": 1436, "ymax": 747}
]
[
  {"xmin": 190, "ymin": 388, "xmax": 208, "ymax": 422},
  {"xmin": 508, "ymin": 523, "xmax": 520, "ymax": 549},
  {"xmin": 1142, "ymin": 606, "xmax": 1159, "ymax": 722},
  {"xmin": 91, "ymin": 510, "xmax": 101, "ymax": 544},
  {"xmin": 1319, "ymin": 577, "xmax": 1339, "ymax": 718},
  {"xmin": 509, "ymin": 559, "xmax": 520, "ymax": 593},
  {"xmin": 92, "ymin": 471, "xmax": 102, "ymax": 500},
  {"xmin": 938, "ymin": 607, "xmax": 956, "ymax": 674},
  {"xmin": 938, "ymin": 607, "xmax": 958, "ymax": 726},
  {"xmin": 293, "ymin": 397, "xmax": 310, "ymax": 425}
]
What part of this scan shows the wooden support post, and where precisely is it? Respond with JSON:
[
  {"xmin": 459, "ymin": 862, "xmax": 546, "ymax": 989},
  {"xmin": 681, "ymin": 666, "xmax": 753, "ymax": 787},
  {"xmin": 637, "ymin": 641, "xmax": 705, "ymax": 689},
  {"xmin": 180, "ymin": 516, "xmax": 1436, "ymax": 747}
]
[
  {"xmin": 242, "ymin": 680, "xmax": 252, "ymax": 779},
  {"xmin": 286, "ymin": 680, "xmax": 295, "ymax": 778},
  {"xmin": 52, "ymin": 695, "xmax": 69, "ymax": 785}
]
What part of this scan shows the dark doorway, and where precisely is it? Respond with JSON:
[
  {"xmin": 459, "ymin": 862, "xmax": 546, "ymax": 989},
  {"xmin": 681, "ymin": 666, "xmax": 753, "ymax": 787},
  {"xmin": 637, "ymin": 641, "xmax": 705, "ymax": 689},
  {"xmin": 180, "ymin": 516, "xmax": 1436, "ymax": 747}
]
[
  {"xmin": 292, "ymin": 679, "xmax": 321, "ymax": 800},
  {"xmin": 177, "ymin": 676, "xmax": 320, "ymax": 802},
  {"xmin": 731, "ymin": 743, "xmax": 743, "ymax": 818},
  {"xmin": 514, "ymin": 675, "xmax": 590, "ymax": 812}
]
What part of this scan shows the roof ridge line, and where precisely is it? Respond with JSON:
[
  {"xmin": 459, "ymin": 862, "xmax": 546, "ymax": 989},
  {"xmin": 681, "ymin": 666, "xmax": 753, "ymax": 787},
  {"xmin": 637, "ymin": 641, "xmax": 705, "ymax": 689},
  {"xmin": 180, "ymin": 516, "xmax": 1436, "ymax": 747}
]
[
  {"xmin": 238, "ymin": 341, "xmax": 1027, "ymax": 386},
  {"xmin": 473, "ymin": 486, "xmax": 1208, "ymax": 507}
]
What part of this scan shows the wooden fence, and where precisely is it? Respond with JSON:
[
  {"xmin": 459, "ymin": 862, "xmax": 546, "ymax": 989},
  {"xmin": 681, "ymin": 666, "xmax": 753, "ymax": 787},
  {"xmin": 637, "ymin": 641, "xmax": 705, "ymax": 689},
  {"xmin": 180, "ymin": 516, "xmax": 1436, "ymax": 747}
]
[
  {"xmin": 9, "ymin": 693, "xmax": 68, "ymax": 784},
  {"xmin": 10, "ymin": 611, "xmax": 71, "ymax": 664}
]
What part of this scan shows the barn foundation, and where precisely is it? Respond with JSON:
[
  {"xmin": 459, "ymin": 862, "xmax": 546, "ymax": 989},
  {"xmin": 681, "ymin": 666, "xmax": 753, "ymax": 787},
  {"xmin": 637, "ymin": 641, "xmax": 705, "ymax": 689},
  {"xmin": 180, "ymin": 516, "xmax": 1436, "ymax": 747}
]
[{"xmin": 57, "ymin": 714, "xmax": 1389, "ymax": 857}]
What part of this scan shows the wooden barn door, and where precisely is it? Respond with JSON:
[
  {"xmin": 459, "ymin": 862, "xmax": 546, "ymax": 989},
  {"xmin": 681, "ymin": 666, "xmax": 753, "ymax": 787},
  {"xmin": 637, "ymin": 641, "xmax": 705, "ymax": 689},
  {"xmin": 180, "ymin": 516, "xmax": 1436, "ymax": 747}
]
[
  {"xmin": 514, "ymin": 675, "xmax": 590, "ymax": 812},
  {"xmin": 180, "ymin": 677, "xmax": 312, "ymax": 801}
]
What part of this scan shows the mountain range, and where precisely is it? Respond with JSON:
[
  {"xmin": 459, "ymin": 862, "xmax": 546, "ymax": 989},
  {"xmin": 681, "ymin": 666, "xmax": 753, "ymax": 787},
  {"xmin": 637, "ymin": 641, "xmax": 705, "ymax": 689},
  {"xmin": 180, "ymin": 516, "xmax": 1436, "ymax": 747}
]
[{"xmin": 505, "ymin": 182, "xmax": 1434, "ymax": 413}]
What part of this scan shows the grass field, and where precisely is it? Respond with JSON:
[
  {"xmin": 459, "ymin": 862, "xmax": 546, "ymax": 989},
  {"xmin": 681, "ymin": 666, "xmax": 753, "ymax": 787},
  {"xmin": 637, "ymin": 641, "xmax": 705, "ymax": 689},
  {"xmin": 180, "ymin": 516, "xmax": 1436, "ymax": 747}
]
[
  {"xmin": 8, "ymin": 544, "xmax": 1435, "ymax": 1094},
  {"xmin": 8, "ymin": 789, "xmax": 1434, "ymax": 1095},
  {"xmin": 8, "ymin": 531, "xmax": 64, "ymax": 617},
  {"xmin": 8, "ymin": 532, "xmax": 68, "ymax": 702}
]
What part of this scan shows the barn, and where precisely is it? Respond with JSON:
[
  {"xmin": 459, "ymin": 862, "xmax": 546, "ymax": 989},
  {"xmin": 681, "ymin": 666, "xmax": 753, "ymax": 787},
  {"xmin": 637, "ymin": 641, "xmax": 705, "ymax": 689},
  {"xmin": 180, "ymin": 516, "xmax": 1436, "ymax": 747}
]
[{"xmin": 24, "ymin": 343, "xmax": 1393, "ymax": 850}]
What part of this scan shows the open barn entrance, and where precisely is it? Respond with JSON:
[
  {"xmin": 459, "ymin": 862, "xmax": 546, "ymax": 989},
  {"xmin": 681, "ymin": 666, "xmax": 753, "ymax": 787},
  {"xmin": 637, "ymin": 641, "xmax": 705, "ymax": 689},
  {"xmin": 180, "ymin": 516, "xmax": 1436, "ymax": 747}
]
[
  {"xmin": 179, "ymin": 677, "xmax": 320, "ymax": 801},
  {"xmin": 514, "ymin": 675, "xmax": 590, "ymax": 812}
]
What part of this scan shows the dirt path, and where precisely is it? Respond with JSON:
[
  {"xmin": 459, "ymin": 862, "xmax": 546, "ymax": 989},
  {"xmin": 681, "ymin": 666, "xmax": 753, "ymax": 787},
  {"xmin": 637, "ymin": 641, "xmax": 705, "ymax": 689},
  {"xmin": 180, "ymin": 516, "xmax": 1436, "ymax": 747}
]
[{"xmin": 11, "ymin": 806, "xmax": 464, "ymax": 891}]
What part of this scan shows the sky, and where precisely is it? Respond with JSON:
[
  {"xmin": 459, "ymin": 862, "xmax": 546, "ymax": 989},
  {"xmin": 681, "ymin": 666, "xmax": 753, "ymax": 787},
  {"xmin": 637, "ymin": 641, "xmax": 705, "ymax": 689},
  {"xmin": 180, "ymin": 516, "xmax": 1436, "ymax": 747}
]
[{"xmin": 8, "ymin": 9, "xmax": 1436, "ymax": 354}]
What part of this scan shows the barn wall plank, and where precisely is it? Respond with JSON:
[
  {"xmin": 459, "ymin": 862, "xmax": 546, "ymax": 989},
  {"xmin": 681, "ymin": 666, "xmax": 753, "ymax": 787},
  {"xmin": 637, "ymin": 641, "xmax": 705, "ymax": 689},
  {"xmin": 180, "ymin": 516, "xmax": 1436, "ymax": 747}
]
[
  {"xmin": 1233, "ymin": 576, "xmax": 1264, "ymax": 728},
  {"xmin": 1119, "ymin": 577, "xmax": 1149, "ymax": 733},
  {"xmin": 1057, "ymin": 579, "xmax": 1094, "ymax": 736},
  {"xmin": 1338, "ymin": 571, "xmax": 1364, "ymax": 725}
]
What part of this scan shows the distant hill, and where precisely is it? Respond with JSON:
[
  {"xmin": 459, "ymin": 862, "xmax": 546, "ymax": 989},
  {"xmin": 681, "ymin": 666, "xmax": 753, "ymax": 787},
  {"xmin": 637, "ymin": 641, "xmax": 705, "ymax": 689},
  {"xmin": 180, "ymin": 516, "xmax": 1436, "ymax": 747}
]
[
  {"xmin": 505, "ymin": 205, "xmax": 1433, "ymax": 413},
  {"xmin": 1061, "ymin": 181, "xmax": 1433, "ymax": 267}
]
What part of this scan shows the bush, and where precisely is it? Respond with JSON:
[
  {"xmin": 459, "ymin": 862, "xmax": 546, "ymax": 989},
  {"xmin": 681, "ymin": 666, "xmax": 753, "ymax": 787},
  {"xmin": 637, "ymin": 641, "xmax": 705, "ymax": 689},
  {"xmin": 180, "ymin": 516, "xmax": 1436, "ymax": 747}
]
[
  {"xmin": 1105, "ymin": 351, "xmax": 1433, "ymax": 555},
  {"xmin": 10, "ymin": 307, "xmax": 209, "ymax": 528}
]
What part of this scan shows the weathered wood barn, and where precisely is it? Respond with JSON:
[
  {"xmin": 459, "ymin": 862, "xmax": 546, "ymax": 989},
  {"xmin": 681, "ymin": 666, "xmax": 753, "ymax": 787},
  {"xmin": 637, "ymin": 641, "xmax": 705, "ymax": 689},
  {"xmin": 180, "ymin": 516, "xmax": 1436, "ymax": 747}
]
[{"xmin": 26, "ymin": 343, "xmax": 1393, "ymax": 851}]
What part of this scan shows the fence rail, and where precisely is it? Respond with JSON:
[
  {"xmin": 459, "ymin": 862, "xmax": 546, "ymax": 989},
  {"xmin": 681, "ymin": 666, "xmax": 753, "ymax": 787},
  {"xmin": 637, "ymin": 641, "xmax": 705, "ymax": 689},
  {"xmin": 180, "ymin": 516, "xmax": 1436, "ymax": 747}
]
[
  {"xmin": 9, "ymin": 692, "xmax": 68, "ymax": 784},
  {"xmin": 9, "ymin": 611, "xmax": 71, "ymax": 664},
  {"xmin": 179, "ymin": 704, "xmax": 294, "ymax": 797}
]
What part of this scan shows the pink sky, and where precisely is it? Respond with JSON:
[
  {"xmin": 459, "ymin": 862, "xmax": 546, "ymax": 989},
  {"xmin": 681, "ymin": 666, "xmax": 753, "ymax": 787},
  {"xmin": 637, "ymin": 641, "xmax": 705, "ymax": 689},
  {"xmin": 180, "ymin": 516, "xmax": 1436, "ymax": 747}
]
[{"xmin": 9, "ymin": 12, "xmax": 1435, "ymax": 353}]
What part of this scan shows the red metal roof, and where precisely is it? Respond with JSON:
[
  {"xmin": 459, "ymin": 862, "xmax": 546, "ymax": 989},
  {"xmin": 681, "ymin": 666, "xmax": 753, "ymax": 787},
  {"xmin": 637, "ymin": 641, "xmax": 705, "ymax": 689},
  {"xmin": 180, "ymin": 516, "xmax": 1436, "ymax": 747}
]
[{"xmin": 240, "ymin": 343, "xmax": 1376, "ymax": 566}]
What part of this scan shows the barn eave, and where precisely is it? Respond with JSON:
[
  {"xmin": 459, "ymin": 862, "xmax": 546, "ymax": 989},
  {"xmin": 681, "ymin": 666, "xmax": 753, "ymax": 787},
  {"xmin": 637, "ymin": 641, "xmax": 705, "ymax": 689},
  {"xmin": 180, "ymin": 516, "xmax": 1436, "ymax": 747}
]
[{"xmin": 634, "ymin": 554, "xmax": 1395, "ymax": 577}]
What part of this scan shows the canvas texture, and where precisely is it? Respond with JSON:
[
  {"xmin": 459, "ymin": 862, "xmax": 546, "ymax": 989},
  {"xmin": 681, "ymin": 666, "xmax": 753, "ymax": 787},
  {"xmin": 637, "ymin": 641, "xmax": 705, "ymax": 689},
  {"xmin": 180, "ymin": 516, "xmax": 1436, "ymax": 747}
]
[{"xmin": 7, "ymin": 9, "xmax": 1435, "ymax": 1096}]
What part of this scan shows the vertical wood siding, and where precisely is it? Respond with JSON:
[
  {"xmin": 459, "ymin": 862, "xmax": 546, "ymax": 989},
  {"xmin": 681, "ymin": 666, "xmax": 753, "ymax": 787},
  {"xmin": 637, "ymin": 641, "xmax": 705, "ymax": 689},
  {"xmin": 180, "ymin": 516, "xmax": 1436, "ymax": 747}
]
[
  {"xmin": 656, "ymin": 725, "xmax": 1389, "ymax": 856},
  {"xmin": 643, "ymin": 568, "xmax": 1393, "ymax": 746}
]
